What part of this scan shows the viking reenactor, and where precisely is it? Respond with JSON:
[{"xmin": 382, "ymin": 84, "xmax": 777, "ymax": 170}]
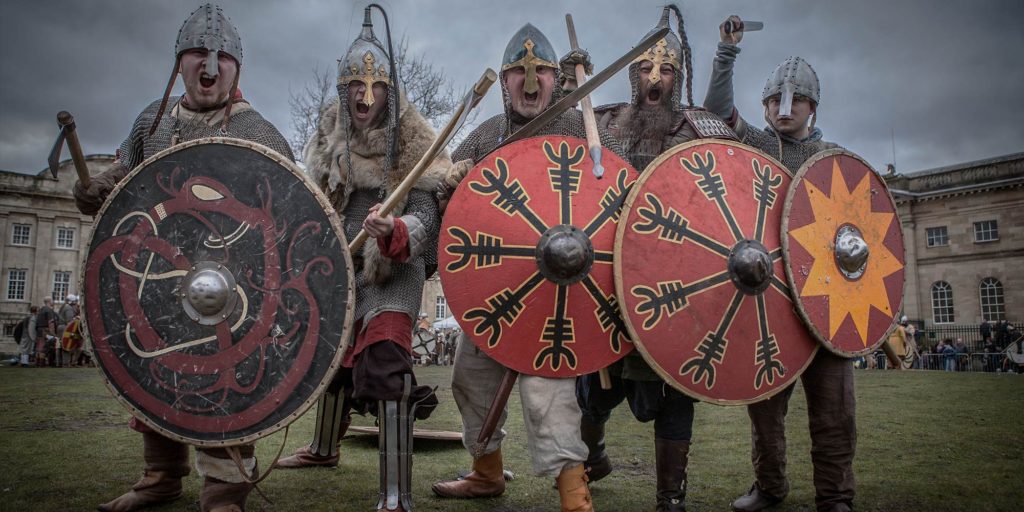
[
  {"xmin": 576, "ymin": 6, "xmax": 736, "ymax": 512},
  {"xmin": 72, "ymin": 5, "xmax": 293, "ymax": 511},
  {"xmin": 273, "ymin": 6, "xmax": 445, "ymax": 512},
  {"xmin": 430, "ymin": 23, "xmax": 624, "ymax": 512},
  {"xmin": 702, "ymin": 16, "xmax": 855, "ymax": 512}
]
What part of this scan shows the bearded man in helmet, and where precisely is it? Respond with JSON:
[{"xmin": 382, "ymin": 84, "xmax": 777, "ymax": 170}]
[
  {"xmin": 72, "ymin": 5, "xmax": 293, "ymax": 512},
  {"xmin": 702, "ymin": 15, "xmax": 854, "ymax": 512},
  {"xmin": 576, "ymin": 7, "xmax": 737, "ymax": 512},
  {"xmin": 273, "ymin": 6, "xmax": 446, "ymax": 512},
  {"xmin": 430, "ymin": 22, "xmax": 624, "ymax": 512}
]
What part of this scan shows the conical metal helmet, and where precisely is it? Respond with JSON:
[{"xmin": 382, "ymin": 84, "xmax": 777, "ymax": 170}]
[
  {"xmin": 629, "ymin": 6, "xmax": 684, "ymax": 108},
  {"xmin": 501, "ymin": 23, "xmax": 559, "ymax": 95},
  {"xmin": 338, "ymin": 7, "xmax": 393, "ymax": 108},
  {"xmin": 175, "ymin": 3, "xmax": 242, "ymax": 78},
  {"xmin": 762, "ymin": 56, "xmax": 820, "ymax": 117}
]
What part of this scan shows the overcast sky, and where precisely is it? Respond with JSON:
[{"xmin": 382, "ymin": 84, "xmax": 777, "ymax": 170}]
[{"xmin": 2, "ymin": 0, "xmax": 1022, "ymax": 176}]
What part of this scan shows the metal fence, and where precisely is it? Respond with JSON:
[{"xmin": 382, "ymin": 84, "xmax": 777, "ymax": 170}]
[
  {"xmin": 906, "ymin": 321, "xmax": 1022, "ymax": 353},
  {"xmin": 856, "ymin": 346, "xmax": 1024, "ymax": 373}
]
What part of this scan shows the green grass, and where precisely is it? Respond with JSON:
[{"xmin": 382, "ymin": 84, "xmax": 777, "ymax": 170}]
[{"xmin": 1, "ymin": 366, "xmax": 1022, "ymax": 511}]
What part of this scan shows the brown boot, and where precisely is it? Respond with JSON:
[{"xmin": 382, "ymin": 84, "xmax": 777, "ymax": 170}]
[
  {"xmin": 200, "ymin": 476, "xmax": 254, "ymax": 512},
  {"xmin": 431, "ymin": 449, "xmax": 506, "ymax": 498},
  {"xmin": 98, "ymin": 432, "xmax": 189, "ymax": 512},
  {"xmin": 655, "ymin": 438, "xmax": 690, "ymax": 512},
  {"xmin": 556, "ymin": 464, "xmax": 594, "ymax": 512},
  {"xmin": 274, "ymin": 444, "xmax": 340, "ymax": 468},
  {"xmin": 580, "ymin": 418, "xmax": 612, "ymax": 483}
]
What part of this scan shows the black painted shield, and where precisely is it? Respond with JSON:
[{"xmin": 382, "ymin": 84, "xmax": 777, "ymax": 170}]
[{"xmin": 81, "ymin": 138, "xmax": 354, "ymax": 446}]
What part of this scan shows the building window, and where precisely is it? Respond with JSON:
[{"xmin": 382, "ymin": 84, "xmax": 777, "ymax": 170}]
[
  {"xmin": 980, "ymin": 278, "xmax": 1005, "ymax": 322},
  {"xmin": 435, "ymin": 296, "xmax": 447, "ymax": 320},
  {"xmin": 3, "ymin": 323, "xmax": 14, "ymax": 337},
  {"xmin": 973, "ymin": 220, "xmax": 999, "ymax": 243},
  {"xmin": 931, "ymin": 281, "xmax": 955, "ymax": 324},
  {"xmin": 925, "ymin": 226, "xmax": 948, "ymax": 247},
  {"xmin": 52, "ymin": 271, "xmax": 71, "ymax": 302},
  {"xmin": 56, "ymin": 227, "xmax": 75, "ymax": 249},
  {"xmin": 11, "ymin": 224, "xmax": 31, "ymax": 246},
  {"xmin": 6, "ymin": 269, "xmax": 27, "ymax": 301}
]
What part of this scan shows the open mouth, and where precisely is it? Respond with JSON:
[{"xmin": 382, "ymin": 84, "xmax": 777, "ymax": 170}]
[
  {"xmin": 356, "ymin": 103, "xmax": 370, "ymax": 114},
  {"xmin": 525, "ymin": 91, "xmax": 538, "ymax": 102},
  {"xmin": 200, "ymin": 74, "xmax": 216, "ymax": 88},
  {"xmin": 647, "ymin": 89, "xmax": 661, "ymax": 103}
]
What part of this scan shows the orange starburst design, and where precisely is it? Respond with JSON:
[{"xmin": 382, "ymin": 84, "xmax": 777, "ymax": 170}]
[{"xmin": 789, "ymin": 160, "xmax": 902, "ymax": 345}]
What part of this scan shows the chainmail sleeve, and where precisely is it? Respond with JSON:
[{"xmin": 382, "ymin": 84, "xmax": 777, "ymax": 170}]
[
  {"xmin": 703, "ymin": 42, "xmax": 741, "ymax": 123},
  {"xmin": 117, "ymin": 100, "xmax": 164, "ymax": 171},
  {"xmin": 230, "ymin": 109, "xmax": 295, "ymax": 162},
  {"xmin": 399, "ymin": 188, "xmax": 440, "ymax": 264}
]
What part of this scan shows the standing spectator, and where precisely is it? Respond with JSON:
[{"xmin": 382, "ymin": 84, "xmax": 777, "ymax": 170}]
[
  {"xmin": 954, "ymin": 338, "xmax": 968, "ymax": 371},
  {"xmin": 17, "ymin": 306, "xmax": 38, "ymax": 367},
  {"xmin": 35, "ymin": 298, "xmax": 57, "ymax": 367},
  {"xmin": 941, "ymin": 339, "xmax": 957, "ymax": 372},
  {"xmin": 983, "ymin": 338, "xmax": 998, "ymax": 372},
  {"xmin": 61, "ymin": 296, "xmax": 83, "ymax": 367},
  {"xmin": 995, "ymin": 320, "xmax": 1009, "ymax": 349},
  {"xmin": 980, "ymin": 320, "xmax": 992, "ymax": 344},
  {"xmin": 56, "ymin": 295, "xmax": 77, "ymax": 367}
]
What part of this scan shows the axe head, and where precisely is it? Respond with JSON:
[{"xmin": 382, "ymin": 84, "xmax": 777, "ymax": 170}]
[{"xmin": 47, "ymin": 124, "xmax": 68, "ymax": 179}]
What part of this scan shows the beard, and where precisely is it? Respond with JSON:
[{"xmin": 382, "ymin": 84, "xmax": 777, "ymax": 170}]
[{"xmin": 621, "ymin": 101, "xmax": 676, "ymax": 146}]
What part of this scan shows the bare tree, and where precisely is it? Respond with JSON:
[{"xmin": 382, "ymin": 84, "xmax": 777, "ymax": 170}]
[{"xmin": 289, "ymin": 36, "xmax": 477, "ymax": 161}]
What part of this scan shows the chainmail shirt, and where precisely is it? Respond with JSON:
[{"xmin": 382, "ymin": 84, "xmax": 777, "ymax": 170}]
[
  {"xmin": 452, "ymin": 109, "xmax": 626, "ymax": 164},
  {"xmin": 117, "ymin": 97, "xmax": 294, "ymax": 170}
]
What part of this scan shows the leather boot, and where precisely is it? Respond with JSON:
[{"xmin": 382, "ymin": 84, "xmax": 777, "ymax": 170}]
[
  {"xmin": 98, "ymin": 432, "xmax": 189, "ymax": 512},
  {"xmin": 731, "ymin": 483, "xmax": 783, "ymax": 512},
  {"xmin": 580, "ymin": 418, "xmax": 612, "ymax": 482},
  {"xmin": 199, "ymin": 476, "xmax": 255, "ymax": 512},
  {"xmin": 275, "ymin": 418, "xmax": 351, "ymax": 468},
  {"xmin": 556, "ymin": 464, "xmax": 594, "ymax": 512},
  {"xmin": 431, "ymin": 449, "xmax": 506, "ymax": 498},
  {"xmin": 655, "ymin": 438, "xmax": 689, "ymax": 512}
]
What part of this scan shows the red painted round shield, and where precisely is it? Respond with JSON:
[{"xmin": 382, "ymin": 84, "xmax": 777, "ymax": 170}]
[
  {"xmin": 440, "ymin": 136, "xmax": 636, "ymax": 377},
  {"xmin": 615, "ymin": 140, "xmax": 818, "ymax": 405},
  {"xmin": 782, "ymin": 149, "xmax": 905, "ymax": 357},
  {"xmin": 82, "ymin": 138, "xmax": 354, "ymax": 446}
]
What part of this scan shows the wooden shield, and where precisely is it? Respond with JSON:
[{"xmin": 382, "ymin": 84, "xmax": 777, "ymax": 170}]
[
  {"xmin": 615, "ymin": 140, "xmax": 818, "ymax": 405},
  {"xmin": 439, "ymin": 136, "xmax": 636, "ymax": 377},
  {"xmin": 81, "ymin": 138, "xmax": 354, "ymax": 446},
  {"xmin": 782, "ymin": 149, "xmax": 905, "ymax": 357}
]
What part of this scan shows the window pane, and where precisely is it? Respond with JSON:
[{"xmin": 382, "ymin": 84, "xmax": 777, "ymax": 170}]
[
  {"xmin": 931, "ymin": 281, "xmax": 954, "ymax": 324},
  {"xmin": 974, "ymin": 220, "xmax": 999, "ymax": 242},
  {"xmin": 52, "ymin": 271, "xmax": 71, "ymax": 302},
  {"xmin": 926, "ymin": 226, "xmax": 948, "ymax": 247},
  {"xmin": 980, "ymin": 278, "xmax": 1005, "ymax": 322},
  {"xmin": 56, "ymin": 227, "xmax": 75, "ymax": 249},
  {"xmin": 435, "ymin": 296, "xmax": 447, "ymax": 319},
  {"xmin": 12, "ymin": 224, "xmax": 31, "ymax": 245},
  {"xmin": 7, "ymin": 269, "xmax": 27, "ymax": 300}
]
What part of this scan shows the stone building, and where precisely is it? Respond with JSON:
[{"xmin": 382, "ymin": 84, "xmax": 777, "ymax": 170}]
[
  {"xmin": 0, "ymin": 155, "xmax": 114, "ymax": 354},
  {"xmin": 886, "ymin": 152, "xmax": 1024, "ymax": 329}
]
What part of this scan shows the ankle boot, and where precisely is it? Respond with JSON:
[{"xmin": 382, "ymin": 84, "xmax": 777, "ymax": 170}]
[
  {"xmin": 655, "ymin": 438, "xmax": 690, "ymax": 512},
  {"xmin": 199, "ymin": 476, "xmax": 254, "ymax": 512},
  {"xmin": 98, "ymin": 432, "xmax": 189, "ymax": 512},
  {"xmin": 274, "ymin": 417, "xmax": 351, "ymax": 469},
  {"xmin": 431, "ymin": 449, "xmax": 506, "ymax": 498},
  {"xmin": 556, "ymin": 464, "xmax": 594, "ymax": 512},
  {"xmin": 580, "ymin": 418, "xmax": 612, "ymax": 482}
]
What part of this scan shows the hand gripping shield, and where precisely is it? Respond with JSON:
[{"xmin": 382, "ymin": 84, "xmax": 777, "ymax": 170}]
[
  {"xmin": 782, "ymin": 149, "xmax": 906, "ymax": 357},
  {"xmin": 81, "ymin": 138, "xmax": 354, "ymax": 446},
  {"xmin": 615, "ymin": 140, "xmax": 818, "ymax": 405},
  {"xmin": 440, "ymin": 136, "xmax": 637, "ymax": 377}
]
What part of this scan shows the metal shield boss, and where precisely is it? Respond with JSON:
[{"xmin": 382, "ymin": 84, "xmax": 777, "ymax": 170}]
[
  {"xmin": 782, "ymin": 149, "xmax": 906, "ymax": 357},
  {"xmin": 82, "ymin": 138, "xmax": 354, "ymax": 446},
  {"xmin": 440, "ymin": 136, "xmax": 637, "ymax": 377},
  {"xmin": 616, "ymin": 140, "xmax": 818, "ymax": 405}
]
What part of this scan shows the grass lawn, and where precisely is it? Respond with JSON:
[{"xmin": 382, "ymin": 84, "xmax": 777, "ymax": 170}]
[{"xmin": 1, "ymin": 365, "xmax": 1021, "ymax": 511}]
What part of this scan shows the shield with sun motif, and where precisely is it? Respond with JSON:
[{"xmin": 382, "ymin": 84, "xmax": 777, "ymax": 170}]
[
  {"xmin": 615, "ymin": 140, "xmax": 818, "ymax": 405},
  {"xmin": 81, "ymin": 138, "xmax": 354, "ymax": 446},
  {"xmin": 439, "ymin": 136, "xmax": 636, "ymax": 377},
  {"xmin": 782, "ymin": 149, "xmax": 905, "ymax": 357}
]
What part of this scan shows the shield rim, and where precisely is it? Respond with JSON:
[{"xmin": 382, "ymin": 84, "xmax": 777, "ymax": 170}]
[
  {"xmin": 440, "ymin": 135, "xmax": 637, "ymax": 377},
  {"xmin": 79, "ymin": 137, "xmax": 355, "ymax": 447},
  {"xmin": 781, "ymin": 148, "xmax": 905, "ymax": 358},
  {"xmin": 614, "ymin": 138, "xmax": 819, "ymax": 406}
]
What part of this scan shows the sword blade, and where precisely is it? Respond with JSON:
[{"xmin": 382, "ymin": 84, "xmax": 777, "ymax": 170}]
[{"xmin": 501, "ymin": 26, "xmax": 670, "ymax": 147}]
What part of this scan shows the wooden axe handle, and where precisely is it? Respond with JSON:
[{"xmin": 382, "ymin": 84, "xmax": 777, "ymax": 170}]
[{"xmin": 57, "ymin": 111, "xmax": 91, "ymax": 188}]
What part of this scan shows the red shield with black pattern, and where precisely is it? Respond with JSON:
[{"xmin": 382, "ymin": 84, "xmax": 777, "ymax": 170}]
[
  {"xmin": 782, "ymin": 149, "xmax": 905, "ymax": 357},
  {"xmin": 81, "ymin": 138, "xmax": 354, "ymax": 446},
  {"xmin": 615, "ymin": 140, "xmax": 818, "ymax": 405},
  {"xmin": 440, "ymin": 136, "xmax": 636, "ymax": 377}
]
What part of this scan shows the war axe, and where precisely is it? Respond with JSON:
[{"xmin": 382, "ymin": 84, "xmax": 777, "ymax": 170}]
[{"xmin": 48, "ymin": 111, "xmax": 91, "ymax": 187}]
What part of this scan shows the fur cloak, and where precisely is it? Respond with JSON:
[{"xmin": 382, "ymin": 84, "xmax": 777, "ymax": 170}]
[{"xmin": 305, "ymin": 93, "xmax": 450, "ymax": 284}]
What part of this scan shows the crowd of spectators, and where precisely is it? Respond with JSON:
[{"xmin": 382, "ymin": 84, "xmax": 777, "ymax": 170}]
[{"xmin": 13, "ymin": 294, "xmax": 89, "ymax": 368}]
